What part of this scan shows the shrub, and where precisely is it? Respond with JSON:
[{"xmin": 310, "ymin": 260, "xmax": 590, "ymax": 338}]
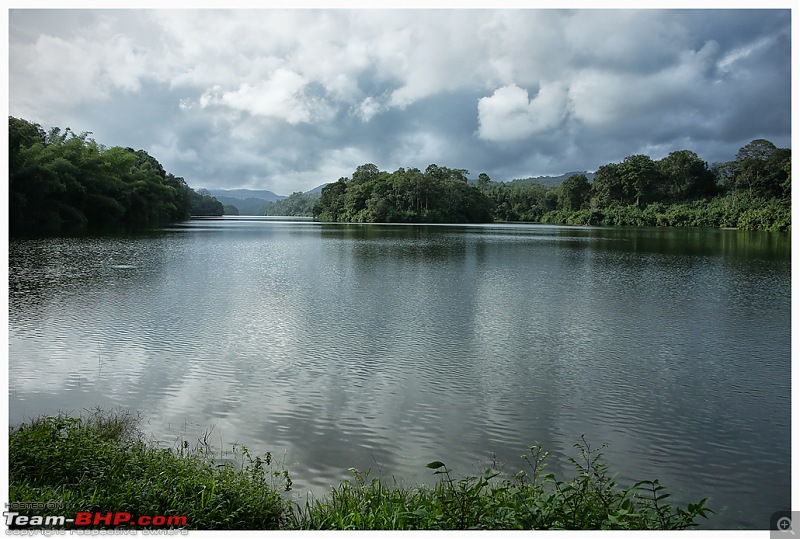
[
  {"xmin": 9, "ymin": 410, "xmax": 291, "ymax": 530},
  {"xmin": 9, "ymin": 411, "xmax": 714, "ymax": 531},
  {"xmin": 289, "ymin": 437, "xmax": 713, "ymax": 530}
]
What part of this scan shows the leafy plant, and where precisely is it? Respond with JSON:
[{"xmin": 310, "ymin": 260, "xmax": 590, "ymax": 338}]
[
  {"xmin": 9, "ymin": 410, "xmax": 291, "ymax": 529},
  {"xmin": 10, "ymin": 411, "xmax": 713, "ymax": 530},
  {"xmin": 290, "ymin": 436, "xmax": 712, "ymax": 530}
]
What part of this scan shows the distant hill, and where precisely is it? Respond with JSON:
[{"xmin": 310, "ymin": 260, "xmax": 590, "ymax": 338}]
[
  {"xmin": 287, "ymin": 174, "xmax": 596, "ymax": 198},
  {"xmin": 212, "ymin": 196, "xmax": 268, "ymax": 215},
  {"xmin": 209, "ymin": 188, "xmax": 285, "ymax": 202},
  {"xmin": 305, "ymin": 183, "xmax": 328, "ymax": 195},
  {"xmin": 209, "ymin": 172, "xmax": 594, "ymax": 215},
  {"xmin": 208, "ymin": 189, "xmax": 286, "ymax": 215},
  {"xmin": 506, "ymin": 171, "xmax": 595, "ymax": 187}
]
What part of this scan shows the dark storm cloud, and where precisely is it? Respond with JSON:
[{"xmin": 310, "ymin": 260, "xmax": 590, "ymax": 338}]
[{"xmin": 8, "ymin": 9, "xmax": 791, "ymax": 194}]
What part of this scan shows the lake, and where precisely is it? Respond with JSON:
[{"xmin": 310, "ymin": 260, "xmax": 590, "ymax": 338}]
[{"xmin": 7, "ymin": 217, "xmax": 791, "ymax": 529}]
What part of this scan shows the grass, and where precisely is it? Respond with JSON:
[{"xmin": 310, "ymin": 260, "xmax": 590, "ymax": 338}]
[
  {"xmin": 9, "ymin": 409, "xmax": 291, "ymax": 529},
  {"xmin": 290, "ymin": 439, "xmax": 713, "ymax": 530},
  {"xmin": 9, "ymin": 409, "xmax": 713, "ymax": 530}
]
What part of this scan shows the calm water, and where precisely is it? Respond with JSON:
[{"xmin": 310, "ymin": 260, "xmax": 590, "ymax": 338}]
[{"xmin": 8, "ymin": 218, "xmax": 791, "ymax": 529}]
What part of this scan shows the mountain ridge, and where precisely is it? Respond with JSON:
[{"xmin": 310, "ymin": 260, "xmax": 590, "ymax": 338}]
[
  {"xmin": 505, "ymin": 171, "xmax": 596, "ymax": 187},
  {"xmin": 209, "ymin": 171, "xmax": 594, "ymax": 207},
  {"xmin": 208, "ymin": 188, "xmax": 285, "ymax": 202}
]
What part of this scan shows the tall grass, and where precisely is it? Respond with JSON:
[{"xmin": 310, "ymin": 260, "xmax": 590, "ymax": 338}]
[
  {"xmin": 9, "ymin": 410, "xmax": 712, "ymax": 530},
  {"xmin": 290, "ymin": 437, "xmax": 712, "ymax": 530},
  {"xmin": 9, "ymin": 409, "xmax": 291, "ymax": 529}
]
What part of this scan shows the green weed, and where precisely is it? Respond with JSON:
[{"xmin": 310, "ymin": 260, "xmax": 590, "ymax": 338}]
[
  {"xmin": 9, "ymin": 409, "xmax": 289, "ymax": 529},
  {"xmin": 289, "ymin": 436, "xmax": 712, "ymax": 530},
  {"xmin": 10, "ymin": 411, "xmax": 712, "ymax": 530}
]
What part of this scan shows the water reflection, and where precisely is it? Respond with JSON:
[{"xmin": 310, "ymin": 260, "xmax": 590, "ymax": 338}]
[{"xmin": 8, "ymin": 220, "xmax": 790, "ymax": 529}]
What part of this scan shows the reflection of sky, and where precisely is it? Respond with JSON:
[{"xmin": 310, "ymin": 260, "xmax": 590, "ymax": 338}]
[{"xmin": 8, "ymin": 222, "xmax": 791, "ymax": 528}]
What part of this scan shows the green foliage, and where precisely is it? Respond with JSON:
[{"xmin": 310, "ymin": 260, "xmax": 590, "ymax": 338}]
[
  {"xmin": 657, "ymin": 149, "xmax": 717, "ymax": 201},
  {"xmin": 555, "ymin": 174, "xmax": 592, "ymax": 211},
  {"xmin": 8, "ymin": 116, "xmax": 210, "ymax": 235},
  {"xmin": 9, "ymin": 410, "xmax": 291, "ymax": 530},
  {"xmin": 264, "ymin": 191, "xmax": 320, "ymax": 216},
  {"xmin": 728, "ymin": 139, "xmax": 789, "ymax": 200},
  {"xmin": 290, "ymin": 437, "xmax": 712, "ymax": 530},
  {"xmin": 486, "ymin": 181, "xmax": 556, "ymax": 222},
  {"xmin": 222, "ymin": 204, "xmax": 240, "ymax": 216},
  {"xmin": 590, "ymin": 162, "xmax": 625, "ymax": 208},
  {"xmin": 313, "ymin": 164, "xmax": 494, "ymax": 223},
  {"xmin": 489, "ymin": 139, "xmax": 789, "ymax": 231},
  {"xmin": 10, "ymin": 411, "xmax": 713, "ymax": 531},
  {"xmin": 11, "ymin": 115, "xmax": 788, "ymax": 233},
  {"xmin": 188, "ymin": 188, "xmax": 224, "ymax": 216},
  {"xmin": 541, "ymin": 195, "xmax": 790, "ymax": 232},
  {"xmin": 618, "ymin": 154, "xmax": 662, "ymax": 207}
]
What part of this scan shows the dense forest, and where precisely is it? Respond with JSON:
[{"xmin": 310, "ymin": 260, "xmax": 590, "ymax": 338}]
[
  {"xmin": 264, "ymin": 191, "xmax": 319, "ymax": 217},
  {"xmin": 9, "ymin": 117, "xmax": 223, "ymax": 236},
  {"xmin": 313, "ymin": 164, "xmax": 494, "ymax": 223},
  {"xmin": 9, "ymin": 116, "xmax": 790, "ymax": 233},
  {"xmin": 310, "ymin": 140, "xmax": 790, "ymax": 231}
]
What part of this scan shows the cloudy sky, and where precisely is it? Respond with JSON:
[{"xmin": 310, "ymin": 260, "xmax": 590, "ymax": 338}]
[{"xmin": 7, "ymin": 7, "xmax": 792, "ymax": 195}]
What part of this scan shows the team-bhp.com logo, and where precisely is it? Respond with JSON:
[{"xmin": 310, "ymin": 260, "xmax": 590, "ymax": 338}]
[{"xmin": 4, "ymin": 510, "xmax": 188, "ymax": 533}]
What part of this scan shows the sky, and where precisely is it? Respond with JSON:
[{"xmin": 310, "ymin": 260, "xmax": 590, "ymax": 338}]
[{"xmin": 6, "ymin": 6, "xmax": 793, "ymax": 195}]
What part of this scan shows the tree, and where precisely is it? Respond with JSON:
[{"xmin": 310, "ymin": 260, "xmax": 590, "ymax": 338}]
[
  {"xmin": 781, "ymin": 157, "xmax": 791, "ymax": 198},
  {"xmin": 131, "ymin": 148, "xmax": 167, "ymax": 179},
  {"xmin": 657, "ymin": 150, "xmax": 716, "ymax": 201},
  {"xmin": 312, "ymin": 164, "xmax": 492, "ymax": 223},
  {"xmin": 734, "ymin": 140, "xmax": 774, "ymax": 200},
  {"xmin": 736, "ymin": 139, "xmax": 777, "ymax": 162},
  {"xmin": 317, "ymin": 178, "xmax": 348, "ymax": 221},
  {"xmin": 9, "ymin": 116, "xmax": 45, "ymax": 165},
  {"xmin": 556, "ymin": 174, "xmax": 591, "ymax": 211},
  {"xmin": 710, "ymin": 139, "xmax": 786, "ymax": 200},
  {"xmin": 618, "ymin": 154, "xmax": 661, "ymax": 208},
  {"xmin": 264, "ymin": 191, "xmax": 320, "ymax": 217},
  {"xmin": 763, "ymin": 148, "xmax": 791, "ymax": 199},
  {"xmin": 9, "ymin": 116, "xmax": 201, "ymax": 235},
  {"xmin": 590, "ymin": 163, "xmax": 624, "ymax": 207},
  {"xmin": 189, "ymin": 189, "xmax": 224, "ymax": 216},
  {"xmin": 352, "ymin": 163, "xmax": 380, "ymax": 184}
]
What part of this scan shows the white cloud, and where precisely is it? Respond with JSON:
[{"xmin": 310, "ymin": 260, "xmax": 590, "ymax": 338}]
[
  {"xmin": 477, "ymin": 83, "xmax": 569, "ymax": 141},
  {"xmin": 150, "ymin": 132, "xmax": 199, "ymax": 169},
  {"xmin": 197, "ymin": 69, "xmax": 334, "ymax": 124},
  {"xmin": 9, "ymin": 12, "xmax": 161, "ymax": 120},
  {"xmin": 10, "ymin": 34, "xmax": 107, "ymax": 118},
  {"xmin": 8, "ymin": 9, "xmax": 791, "ymax": 193},
  {"xmin": 717, "ymin": 34, "xmax": 776, "ymax": 73},
  {"xmin": 390, "ymin": 131, "xmax": 448, "ymax": 169},
  {"xmin": 268, "ymin": 146, "xmax": 374, "ymax": 194},
  {"xmin": 100, "ymin": 34, "xmax": 149, "ymax": 92},
  {"xmin": 568, "ymin": 39, "xmax": 723, "ymax": 130},
  {"xmin": 351, "ymin": 96, "xmax": 385, "ymax": 123}
]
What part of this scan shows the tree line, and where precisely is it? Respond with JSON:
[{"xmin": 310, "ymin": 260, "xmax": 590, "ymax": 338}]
[
  {"xmin": 532, "ymin": 140, "xmax": 790, "ymax": 231},
  {"xmin": 11, "ymin": 114, "xmax": 788, "ymax": 234},
  {"xmin": 9, "ymin": 117, "xmax": 223, "ymax": 236},
  {"xmin": 312, "ymin": 164, "xmax": 493, "ymax": 223},
  {"xmin": 303, "ymin": 139, "xmax": 790, "ymax": 231},
  {"xmin": 264, "ymin": 191, "xmax": 318, "ymax": 217}
]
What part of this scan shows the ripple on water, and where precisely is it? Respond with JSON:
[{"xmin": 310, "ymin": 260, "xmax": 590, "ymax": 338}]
[{"xmin": 8, "ymin": 224, "xmax": 791, "ymax": 529}]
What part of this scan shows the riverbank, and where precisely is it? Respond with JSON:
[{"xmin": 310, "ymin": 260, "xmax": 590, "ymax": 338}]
[
  {"xmin": 538, "ymin": 196, "xmax": 791, "ymax": 231},
  {"xmin": 8, "ymin": 410, "xmax": 712, "ymax": 530}
]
